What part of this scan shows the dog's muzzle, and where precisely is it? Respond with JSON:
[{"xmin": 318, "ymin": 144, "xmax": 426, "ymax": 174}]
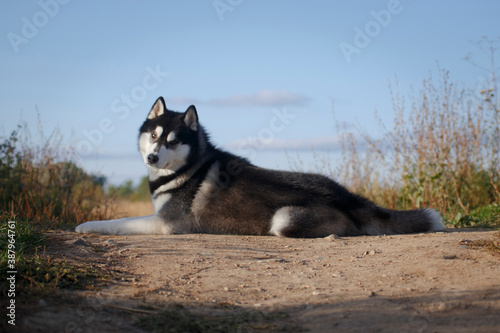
[{"xmin": 147, "ymin": 154, "xmax": 159, "ymax": 165}]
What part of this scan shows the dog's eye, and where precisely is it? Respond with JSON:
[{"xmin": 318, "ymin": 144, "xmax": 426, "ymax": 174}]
[{"xmin": 151, "ymin": 132, "xmax": 158, "ymax": 139}]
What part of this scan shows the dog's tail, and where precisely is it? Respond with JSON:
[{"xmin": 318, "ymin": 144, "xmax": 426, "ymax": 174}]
[{"xmin": 359, "ymin": 207, "xmax": 444, "ymax": 235}]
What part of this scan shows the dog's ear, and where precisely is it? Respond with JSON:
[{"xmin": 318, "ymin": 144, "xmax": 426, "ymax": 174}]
[
  {"xmin": 148, "ymin": 97, "xmax": 166, "ymax": 119},
  {"xmin": 183, "ymin": 105, "xmax": 198, "ymax": 131}
]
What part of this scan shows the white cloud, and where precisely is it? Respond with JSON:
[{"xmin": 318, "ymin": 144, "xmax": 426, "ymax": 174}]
[
  {"xmin": 77, "ymin": 151, "xmax": 140, "ymax": 160},
  {"xmin": 207, "ymin": 90, "xmax": 310, "ymax": 107},
  {"xmin": 225, "ymin": 135, "xmax": 343, "ymax": 151},
  {"xmin": 160, "ymin": 90, "xmax": 310, "ymax": 108}
]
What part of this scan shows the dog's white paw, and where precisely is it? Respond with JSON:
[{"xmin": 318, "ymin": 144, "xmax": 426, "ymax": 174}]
[
  {"xmin": 74, "ymin": 216, "xmax": 171, "ymax": 235},
  {"xmin": 75, "ymin": 221, "xmax": 99, "ymax": 234}
]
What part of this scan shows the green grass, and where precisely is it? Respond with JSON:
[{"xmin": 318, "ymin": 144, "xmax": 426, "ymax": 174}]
[
  {"xmin": 18, "ymin": 255, "xmax": 114, "ymax": 294},
  {"xmin": 453, "ymin": 204, "xmax": 500, "ymax": 228},
  {"xmin": 0, "ymin": 213, "xmax": 45, "ymax": 258},
  {"xmin": 0, "ymin": 215, "xmax": 115, "ymax": 300}
]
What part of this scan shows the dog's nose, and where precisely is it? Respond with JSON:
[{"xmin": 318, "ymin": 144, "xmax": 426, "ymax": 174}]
[{"xmin": 147, "ymin": 154, "xmax": 159, "ymax": 164}]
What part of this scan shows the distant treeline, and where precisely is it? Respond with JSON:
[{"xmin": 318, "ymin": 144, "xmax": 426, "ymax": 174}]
[{"xmin": 107, "ymin": 177, "xmax": 150, "ymax": 202}]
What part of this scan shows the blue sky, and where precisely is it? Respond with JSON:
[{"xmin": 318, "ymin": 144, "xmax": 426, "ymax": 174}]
[{"xmin": 1, "ymin": 0, "xmax": 499, "ymax": 185}]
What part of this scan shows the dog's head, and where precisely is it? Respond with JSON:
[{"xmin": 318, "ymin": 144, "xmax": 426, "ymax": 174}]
[{"xmin": 139, "ymin": 97, "xmax": 201, "ymax": 175}]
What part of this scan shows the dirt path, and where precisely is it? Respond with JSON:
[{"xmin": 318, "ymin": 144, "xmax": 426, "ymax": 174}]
[{"xmin": 18, "ymin": 229, "xmax": 500, "ymax": 332}]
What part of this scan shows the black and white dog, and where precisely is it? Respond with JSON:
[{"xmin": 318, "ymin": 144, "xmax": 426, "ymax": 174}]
[{"xmin": 75, "ymin": 97, "xmax": 443, "ymax": 237}]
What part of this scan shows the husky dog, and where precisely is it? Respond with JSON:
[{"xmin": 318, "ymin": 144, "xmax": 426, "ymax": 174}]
[{"xmin": 76, "ymin": 97, "xmax": 443, "ymax": 237}]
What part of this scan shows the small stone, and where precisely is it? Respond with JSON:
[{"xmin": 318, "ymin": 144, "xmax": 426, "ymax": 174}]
[
  {"xmin": 324, "ymin": 234, "xmax": 340, "ymax": 241},
  {"xmin": 106, "ymin": 240, "xmax": 119, "ymax": 246},
  {"xmin": 73, "ymin": 238, "xmax": 89, "ymax": 247}
]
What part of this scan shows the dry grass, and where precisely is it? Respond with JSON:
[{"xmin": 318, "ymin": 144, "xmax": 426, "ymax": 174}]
[
  {"xmin": 0, "ymin": 122, "xmax": 116, "ymax": 227},
  {"xmin": 460, "ymin": 232, "xmax": 500, "ymax": 255},
  {"xmin": 110, "ymin": 199, "xmax": 154, "ymax": 218},
  {"xmin": 0, "ymin": 117, "xmax": 154, "ymax": 227},
  {"xmin": 291, "ymin": 66, "xmax": 500, "ymax": 226}
]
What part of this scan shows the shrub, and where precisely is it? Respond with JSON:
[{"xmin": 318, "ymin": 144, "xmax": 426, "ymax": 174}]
[
  {"xmin": 291, "ymin": 64, "xmax": 500, "ymax": 227},
  {"xmin": 0, "ymin": 123, "xmax": 115, "ymax": 228}
]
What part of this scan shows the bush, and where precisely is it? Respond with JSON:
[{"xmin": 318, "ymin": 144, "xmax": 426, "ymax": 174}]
[
  {"xmin": 291, "ymin": 64, "xmax": 500, "ymax": 227},
  {"xmin": 0, "ymin": 123, "xmax": 115, "ymax": 228}
]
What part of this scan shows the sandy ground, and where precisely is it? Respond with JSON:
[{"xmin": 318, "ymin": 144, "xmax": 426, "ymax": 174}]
[{"xmin": 16, "ymin": 229, "xmax": 500, "ymax": 332}]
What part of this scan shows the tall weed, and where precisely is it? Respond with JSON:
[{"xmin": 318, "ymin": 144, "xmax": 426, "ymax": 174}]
[
  {"xmin": 0, "ymin": 122, "xmax": 115, "ymax": 228},
  {"xmin": 292, "ymin": 65, "xmax": 500, "ymax": 227}
]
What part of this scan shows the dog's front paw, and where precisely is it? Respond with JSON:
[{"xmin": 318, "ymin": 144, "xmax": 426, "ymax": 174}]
[{"xmin": 75, "ymin": 221, "xmax": 99, "ymax": 234}]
